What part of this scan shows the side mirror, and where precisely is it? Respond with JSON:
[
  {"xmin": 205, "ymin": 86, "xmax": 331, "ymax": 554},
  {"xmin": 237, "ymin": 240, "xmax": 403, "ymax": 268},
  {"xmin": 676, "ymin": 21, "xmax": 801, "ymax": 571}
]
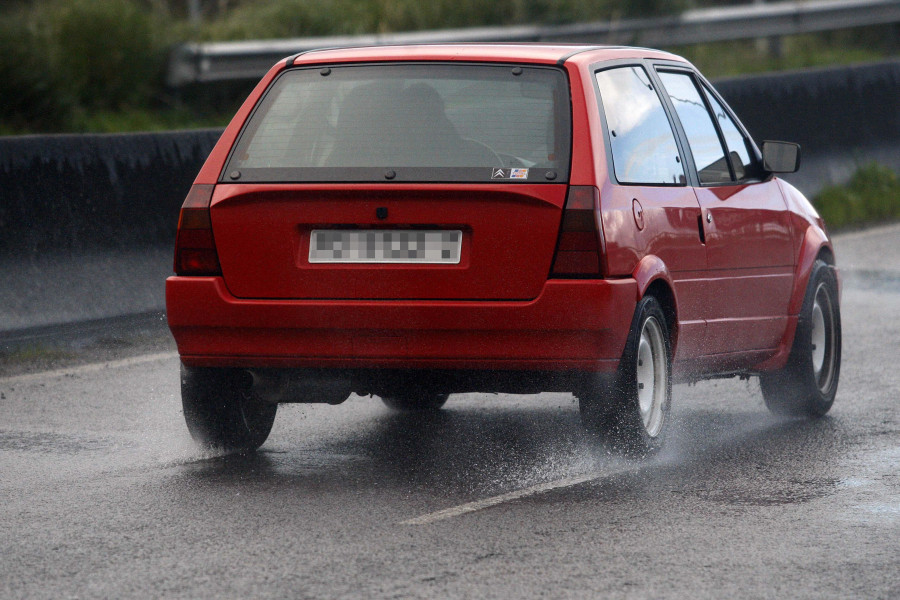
[{"xmin": 762, "ymin": 140, "xmax": 801, "ymax": 173}]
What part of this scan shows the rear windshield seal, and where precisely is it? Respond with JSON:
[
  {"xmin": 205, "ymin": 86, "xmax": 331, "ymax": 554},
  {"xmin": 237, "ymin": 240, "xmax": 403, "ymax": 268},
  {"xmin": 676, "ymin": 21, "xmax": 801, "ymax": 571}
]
[{"xmin": 220, "ymin": 61, "xmax": 573, "ymax": 185}]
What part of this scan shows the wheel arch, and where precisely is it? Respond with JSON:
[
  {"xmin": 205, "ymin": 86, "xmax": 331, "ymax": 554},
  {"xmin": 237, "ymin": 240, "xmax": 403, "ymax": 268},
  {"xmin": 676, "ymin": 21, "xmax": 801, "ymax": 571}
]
[
  {"xmin": 755, "ymin": 226, "xmax": 837, "ymax": 373},
  {"xmin": 790, "ymin": 225, "xmax": 837, "ymax": 315},
  {"xmin": 633, "ymin": 255, "xmax": 679, "ymax": 352}
]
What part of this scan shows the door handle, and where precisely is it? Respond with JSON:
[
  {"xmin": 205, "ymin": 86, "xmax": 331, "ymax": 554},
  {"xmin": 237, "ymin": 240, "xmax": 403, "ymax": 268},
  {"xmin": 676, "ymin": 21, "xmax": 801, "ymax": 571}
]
[{"xmin": 706, "ymin": 212, "xmax": 712, "ymax": 224}]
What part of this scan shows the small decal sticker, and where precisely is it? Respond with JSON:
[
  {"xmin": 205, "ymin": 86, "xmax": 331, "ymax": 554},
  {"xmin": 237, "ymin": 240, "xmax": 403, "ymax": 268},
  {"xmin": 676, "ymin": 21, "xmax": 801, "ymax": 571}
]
[{"xmin": 491, "ymin": 167, "xmax": 529, "ymax": 180}]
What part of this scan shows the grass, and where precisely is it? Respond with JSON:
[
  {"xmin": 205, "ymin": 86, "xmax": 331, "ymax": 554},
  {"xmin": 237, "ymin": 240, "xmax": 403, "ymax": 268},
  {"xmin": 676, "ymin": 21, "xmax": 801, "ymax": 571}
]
[
  {"xmin": 0, "ymin": 345, "xmax": 75, "ymax": 366},
  {"xmin": 674, "ymin": 31, "xmax": 892, "ymax": 79},
  {"xmin": 0, "ymin": 107, "xmax": 232, "ymax": 137},
  {"xmin": 68, "ymin": 107, "xmax": 232, "ymax": 135},
  {"xmin": 813, "ymin": 163, "xmax": 900, "ymax": 230}
]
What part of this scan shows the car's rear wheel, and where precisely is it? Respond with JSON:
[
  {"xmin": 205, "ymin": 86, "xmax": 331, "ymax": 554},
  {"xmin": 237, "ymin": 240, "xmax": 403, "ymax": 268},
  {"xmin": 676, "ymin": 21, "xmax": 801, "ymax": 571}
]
[
  {"xmin": 380, "ymin": 394, "xmax": 449, "ymax": 412},
  {"xmin": 579, "ymin": 295, "xmax": 672, "ymax": 455},
  {"xmin": 181, "ymin": 365, "xmax": 277, "ymax": 451},
  {"xmin": 759, "ymin": 259, "xmax": 841, "ymax": 417}
]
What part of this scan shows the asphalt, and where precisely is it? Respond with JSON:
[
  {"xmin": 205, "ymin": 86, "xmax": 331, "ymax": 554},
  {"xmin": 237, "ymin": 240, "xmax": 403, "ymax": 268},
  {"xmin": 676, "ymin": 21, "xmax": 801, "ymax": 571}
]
[
  {"xmin": 0, "ymin": 245, "xmax": 172, "ymax": 331},
  {"xmin": 0, "ymin": 225, "xmax": 898, "ymax": 598}
]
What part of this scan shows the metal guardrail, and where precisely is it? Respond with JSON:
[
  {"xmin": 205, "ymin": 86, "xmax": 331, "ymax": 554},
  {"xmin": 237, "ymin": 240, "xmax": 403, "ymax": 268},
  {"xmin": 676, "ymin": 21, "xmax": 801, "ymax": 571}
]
[{"xmin": 167, "ymin": 0, "xmax": 900, "ymax": 86}]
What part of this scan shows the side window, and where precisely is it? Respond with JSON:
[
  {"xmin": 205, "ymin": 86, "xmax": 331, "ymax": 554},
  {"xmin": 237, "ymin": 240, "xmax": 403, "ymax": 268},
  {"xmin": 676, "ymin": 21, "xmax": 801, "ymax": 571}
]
[
  {"xmin": 701, "ymin": 86, "xmax": 762, "ymax": 181},
  {"xmin": 657, "ymin": 71, "xmax": 731, "ymax": 185},
  {"xmin": 595, "ymin": 66, "xmax": 685, "ymax": 186}
]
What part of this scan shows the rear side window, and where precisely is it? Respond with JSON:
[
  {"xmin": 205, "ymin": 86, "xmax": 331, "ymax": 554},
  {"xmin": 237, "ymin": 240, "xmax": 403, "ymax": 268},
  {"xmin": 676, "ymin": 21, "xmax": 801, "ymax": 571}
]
[
  {"xmin": 595, "ymin": 66, "xmax": 685, "ymax": 186},
  {"xmin": 225, "ymin": 63, "xmax": 571, "ymax": 183}
]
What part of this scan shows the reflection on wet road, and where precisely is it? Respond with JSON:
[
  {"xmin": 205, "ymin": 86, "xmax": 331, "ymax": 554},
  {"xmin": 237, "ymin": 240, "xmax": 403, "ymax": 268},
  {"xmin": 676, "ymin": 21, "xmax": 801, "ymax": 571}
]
[{"xmin": 2, "ymin": 230, "xmax": 900, "ymax": 597}]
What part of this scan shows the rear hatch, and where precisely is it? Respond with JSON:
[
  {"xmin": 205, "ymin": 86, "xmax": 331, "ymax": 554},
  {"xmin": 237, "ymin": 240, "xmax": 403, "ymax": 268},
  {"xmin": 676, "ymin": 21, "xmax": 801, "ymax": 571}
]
[
  {"xmin": 211, "ymin": 184, "xmax": 566, "ymax": 300},
  {"xmin": 213, "ymin": 61, "xmax": 572, "ymax": 300}
]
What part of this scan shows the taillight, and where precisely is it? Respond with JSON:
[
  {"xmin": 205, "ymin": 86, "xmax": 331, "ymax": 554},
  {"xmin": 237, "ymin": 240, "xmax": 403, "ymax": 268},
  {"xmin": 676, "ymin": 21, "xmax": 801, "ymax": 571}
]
[
  {"xmin": 550, "ymin": 185, "xmax": 603, "ymax": 277},
  {"xmin": 174, "ymin": 184, "xmax": 221, "ymax": 276}
]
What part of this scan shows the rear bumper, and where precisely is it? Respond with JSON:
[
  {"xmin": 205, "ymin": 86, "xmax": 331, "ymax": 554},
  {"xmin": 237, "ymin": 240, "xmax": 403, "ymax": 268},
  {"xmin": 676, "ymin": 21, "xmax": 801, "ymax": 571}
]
[{"xmin": 166, "ymin": 277, "xmax": 637, "ymax": 372}]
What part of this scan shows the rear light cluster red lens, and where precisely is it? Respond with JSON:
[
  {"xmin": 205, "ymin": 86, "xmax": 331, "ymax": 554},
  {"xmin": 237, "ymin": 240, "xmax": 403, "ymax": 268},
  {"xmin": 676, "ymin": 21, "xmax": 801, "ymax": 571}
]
[
  {"xmin": 174, "ymin": 184, "xmax": 222, "ymax": 276},
  {"xmin": 550, "ymin": 186, "xmax": 603, "ymax": 277}
]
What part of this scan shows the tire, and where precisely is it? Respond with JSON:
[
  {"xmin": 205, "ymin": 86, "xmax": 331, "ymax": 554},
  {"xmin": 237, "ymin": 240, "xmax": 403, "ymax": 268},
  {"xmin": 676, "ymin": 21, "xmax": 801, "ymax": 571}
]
[
  {"xmin": 181, "ymin": 365, "xmax": 277, "ymax": 452},
  {"xmin": 380, "ymin": 394, "xmax": 449, "ymax": 412},
  {"xmin": 579, "ymin": 295, "xmax": 672, "ymax": 455},
  {"xmin": 760, "ymin": 260, "xmax": 841, "ymax": 417}
]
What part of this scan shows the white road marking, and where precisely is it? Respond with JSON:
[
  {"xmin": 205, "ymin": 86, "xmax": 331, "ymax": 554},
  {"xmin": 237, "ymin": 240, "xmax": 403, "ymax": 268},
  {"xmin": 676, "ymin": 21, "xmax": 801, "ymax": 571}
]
[
  {"xmin": 401, "ymin": 472, "xmax": 613, "ymax": 525},
  {"xmin": 1, "ymin": 351, "xmax": 178, "ymax": 385}
]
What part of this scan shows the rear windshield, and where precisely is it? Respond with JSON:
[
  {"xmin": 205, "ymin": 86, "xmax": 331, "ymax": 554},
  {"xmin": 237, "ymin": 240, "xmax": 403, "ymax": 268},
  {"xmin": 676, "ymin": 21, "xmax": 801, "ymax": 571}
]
[{"xmin": 224, "ymin": 63, "xmax": 571, "ymax": 183}]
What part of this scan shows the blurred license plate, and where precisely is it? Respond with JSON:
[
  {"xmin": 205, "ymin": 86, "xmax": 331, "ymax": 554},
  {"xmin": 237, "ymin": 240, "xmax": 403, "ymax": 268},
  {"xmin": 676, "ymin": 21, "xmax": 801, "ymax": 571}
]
[{"xmin": 309, "ymin": 230, "xmax": 462, "ymax": 264}]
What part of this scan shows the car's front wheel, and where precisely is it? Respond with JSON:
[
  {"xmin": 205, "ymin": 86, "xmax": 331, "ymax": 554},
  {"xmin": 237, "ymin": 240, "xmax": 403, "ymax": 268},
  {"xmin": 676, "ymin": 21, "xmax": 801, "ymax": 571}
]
[
  {"xmin": 759, "ymin": 259, "xmax": 841, "ymax": 417},
  {"xmin": 181, "ymin": 365, "xmax": 277, "ymax": 452},
  {"xmin": 579, "ymin": 295, "xmax": 672, "ymax": 455}
]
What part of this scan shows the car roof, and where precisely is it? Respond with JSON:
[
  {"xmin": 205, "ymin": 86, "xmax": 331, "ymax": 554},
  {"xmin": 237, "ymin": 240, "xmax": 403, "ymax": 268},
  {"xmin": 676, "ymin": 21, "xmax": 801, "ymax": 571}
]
[{"xmin": 289, "ymin": 44, "xmax": 686, "ymax": 68}]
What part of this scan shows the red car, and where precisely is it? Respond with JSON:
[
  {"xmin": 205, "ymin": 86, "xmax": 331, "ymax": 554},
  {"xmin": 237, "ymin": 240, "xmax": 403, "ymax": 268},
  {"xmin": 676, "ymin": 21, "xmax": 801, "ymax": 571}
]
[{"xmin": 167, "ymin": 44, "xmax": 841, "ymax": 454}]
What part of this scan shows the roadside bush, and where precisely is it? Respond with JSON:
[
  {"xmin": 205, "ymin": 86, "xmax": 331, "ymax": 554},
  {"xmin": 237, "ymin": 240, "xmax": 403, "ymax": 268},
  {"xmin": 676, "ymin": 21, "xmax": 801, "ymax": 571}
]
[
  {"xmin": 814, "ymin": 163, "xmax": 900, "ymax": 229},
  {"xmin": 0, "ymin": 0, "xmax": 171, "ymax": 133},
  {"xmin": 200, "ymin": 0, "xmax": 681, "ymax": 41},
  {"xmin": 0, "ymin": 10, "xmax": 72, "ymax": 132},
  {"xmin": 202, "ymin": 0, "xmax": 367, "ymax": 39},
  {"xmin": 47, "ymin": 0, "xmax": 166, "ymax": 111}
]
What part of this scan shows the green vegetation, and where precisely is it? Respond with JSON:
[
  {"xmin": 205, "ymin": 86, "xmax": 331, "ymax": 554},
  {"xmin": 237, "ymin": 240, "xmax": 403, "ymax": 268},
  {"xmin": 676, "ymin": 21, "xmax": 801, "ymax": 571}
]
[
  {"xmin": 0, "ymin": 0, "xmax": 896, "ymax": 134},
  {"xmin": 175, "ymin": 0, "xmax": 684, "ymax": 41},
  {"xmin": 813, "ymin": 163, "xmax": 900, "ymax": 230},
  {"xmin": 673, "ymin": 29, "xmax": 893, "ymax": 79},
  {"xmin": 0, "ymin": 0, "xmax": 172, "ymax": 133},
  {"xmin": 0, "ymin": 345, "xmax": 75, "ymax": 366}
]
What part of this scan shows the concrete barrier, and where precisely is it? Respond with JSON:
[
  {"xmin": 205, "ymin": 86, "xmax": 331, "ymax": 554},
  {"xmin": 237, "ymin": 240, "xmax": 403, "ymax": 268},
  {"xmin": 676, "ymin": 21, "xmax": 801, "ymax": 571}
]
[
  {"xmin": 0, "ymin": 129, "xmax": 222, "ymax": 257},
  {"xmin": 716, "ymin": 60, "xmax": 900, "ymax": 154},
  {"xmin": 0, "ymin": 61, "xmax": 897, "ymax": 332},
  {"xmin": 2, "ymin": 61, "xmax": 897, "ymax": 257},
  {"xmin": 715, "ymin": 60, "xmax": 900, "ymax": 193}
]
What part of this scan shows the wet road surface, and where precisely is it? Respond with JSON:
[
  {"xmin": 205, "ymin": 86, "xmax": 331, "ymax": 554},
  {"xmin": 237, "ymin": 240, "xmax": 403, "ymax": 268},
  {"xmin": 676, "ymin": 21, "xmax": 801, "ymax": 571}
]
[{"xmin": 2, "ymin": 227, "xmax": 899, "ymax": 598}]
